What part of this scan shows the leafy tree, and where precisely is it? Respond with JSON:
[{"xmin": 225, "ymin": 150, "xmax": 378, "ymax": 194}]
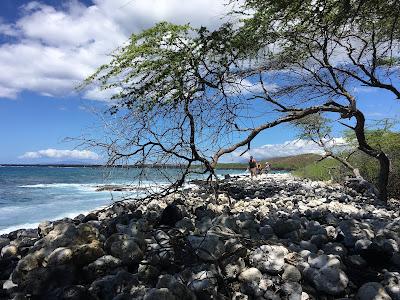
[
  {"xmin": 344, "ymin": 122, "xmax": 400, "ymax": 198},
  {"xmin": 228, "ymin": 0, "xmax": 400, "ymax": 200},
  {"xmin": 84, "ymin": 0, "xmax": 400, "ymax": 201}
]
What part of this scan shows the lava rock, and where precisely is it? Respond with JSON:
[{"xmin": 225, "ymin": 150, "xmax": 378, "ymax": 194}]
[
  {"xmin": 83, "ymin": 255, "xmax": 123, "ymax": 281},
  {"xmin": 238, "ymin": 268, "xmax": 262, "ymax": 283},
  {"xmin": 305, "ymin": 266, "xmax": 349, "ymax": 295},
  {"xmin": 89, "ymin": 270, "xmax": 138, "ymax": 300},
  {"xmin": 339, "ymin": 220, "xmax": 374, "ymax": 248},
  {"xmin": 356, "ymin": 282, "xmax": 391, "ymax": 300},
  {"xmin": 159, "ymin": 204, "xmax": 183, "ymax": 227},
  {"xmin": 273, "ymin": 219, "xmax": 301, "ymax": 238},
  {"xmin": 0, "ymin": 237, "xmax": 10, "ymax": 249},
  {"xmin": 360, "ymin": 242, "xmax": 393, "ymax": 266},
  {"xmin": 38, "ymin": 221, "xmax": 54, "ymax": 237},
  {"xmin": 17, "ymin": 265, "xmax": 77, "ymax": 296},
  {"xmin": 188, "ymin": 233, "xmax": 225, "ymax": 261},
  {"xmin": 1, "ymin": 245, "xmax": 18, "ymax": 259},
  {"xmin": 105, "ymin": 234, "xmax": 143, "ymax": 265},
  {"xmin": 282, "ymin": 265, "xmax": 302, "ymax": 282},
  {"xmin": 249, "ymin": 245, "xmax": 288, "ymax": 274},
  {"xmin": 144, "ymin": 288, "xmax": 176, "ymax": 300},
  {"xmin": 138, "ymin": 264, "xmax": 160, "ymax": 284}
]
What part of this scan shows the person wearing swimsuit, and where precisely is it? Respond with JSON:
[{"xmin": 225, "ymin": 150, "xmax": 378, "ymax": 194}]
[{"xmin": 248, "ymin": 156, "xmax": 257, "ymax": 178}]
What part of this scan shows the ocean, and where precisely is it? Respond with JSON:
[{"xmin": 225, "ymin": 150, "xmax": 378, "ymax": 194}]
[{"xmin": 0, "ymin": 166, "xmax": 247, "ymax": 234}]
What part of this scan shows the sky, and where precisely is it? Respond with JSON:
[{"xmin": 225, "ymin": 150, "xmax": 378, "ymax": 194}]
[{"xmin": 0, "ymin": 0, "xmax": 399, "ymax": 164}]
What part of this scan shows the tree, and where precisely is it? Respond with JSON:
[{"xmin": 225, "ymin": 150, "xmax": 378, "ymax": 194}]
[
  {"xmin": 83, "ymin": 0, "xmax": 400, "ymax": 201},
  {"xmin": 294, "ymin": 114, "xmax": 379, "ymax": 195},
  {"xmin": 227, "ymin": 0, "xmax": 400, "ymax": 200},
  {"xmin": 344, "ymin": 120, "xmax": 400, "ymax": 198}
]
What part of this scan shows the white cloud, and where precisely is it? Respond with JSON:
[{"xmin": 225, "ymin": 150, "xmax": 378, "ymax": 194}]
[
  {"xmin": 224, "ymin": 137, "xmax": 347, "ymax": 162},
  {"xmin": 83, "ymin": 86, "xmax": 122, "ymax": 102},
  {"xmin": 0, "ymin": 86, "xmax": 19, "ymax": 99},
  {"xmin": 0, "ymin": 0, "xmax": 237, "ymax": 101},
  {"xmin": 223, "ymin": 77, "xmax": 278, "ymax": 96},
  {"xmin": 19, "ymin": 149, "xmax": 100, "ymax": 160}
]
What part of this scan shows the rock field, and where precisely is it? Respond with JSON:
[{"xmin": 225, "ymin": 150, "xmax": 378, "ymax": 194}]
[{"xmin": 1, "ymin": 173, "xmax": 400, "ymax": 300}]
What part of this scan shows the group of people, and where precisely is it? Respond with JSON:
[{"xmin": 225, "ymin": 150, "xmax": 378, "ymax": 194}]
[{"xmin": 248, "ymin": 156, "xmax": 271, "ymax": 178}]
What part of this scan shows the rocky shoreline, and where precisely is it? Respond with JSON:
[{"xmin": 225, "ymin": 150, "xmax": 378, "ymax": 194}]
[{"xmin": 1, "ymin": 173, "xmax": 400, "ymax": 299}]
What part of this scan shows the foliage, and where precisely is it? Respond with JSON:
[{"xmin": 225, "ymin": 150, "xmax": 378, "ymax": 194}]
[
  {"xmin": 294, "ymin": 158, "xmax": 345, "ymax": 181},
  {"xmin": 295, "ymin": 128, "xmax": 400, "ymax": 198},
  {"xmin": 82, "ymin": 0, "xmax": 400, "ymax": 200},
  {"xmin": 294, "ymin": 114, "xmax": 332, "ymax": 141},
  {"xmin": 346, "ymin": 129, "xmax": 400, "ymax": 198}
]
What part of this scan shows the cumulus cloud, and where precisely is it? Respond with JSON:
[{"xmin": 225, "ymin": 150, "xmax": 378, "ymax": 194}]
[
  {"xmin": 0, "ymin": 0, "xmax": 237, "ymax": 101},
  {"xmin": 19, "ymin": 149, "xmax": 100, "ymax": 160},
  {"xmin": 223, "ymin": 78, "xmax": 278, "ymax": 96},
  {"xmin": 224, "ymin": 137, "xmax": 347, "ymax": 162}
]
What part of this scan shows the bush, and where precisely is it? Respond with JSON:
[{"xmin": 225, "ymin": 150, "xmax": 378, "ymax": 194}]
[
  {"xmin": 295, "ymin": 130, "xmax": 400, "ymax": 199},
  {"xmin": 293, "ymin": 158, "xmax": 348, "ymax": 182}
]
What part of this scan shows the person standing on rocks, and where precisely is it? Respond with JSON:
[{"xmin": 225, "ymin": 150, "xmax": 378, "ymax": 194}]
[
  {"xmin": 248, "ymin": 156, "xmax": 258, "ymax": 178},
  {"xmin": 263, "ymin": 162, "xmax": 271, "ymax": 174}
]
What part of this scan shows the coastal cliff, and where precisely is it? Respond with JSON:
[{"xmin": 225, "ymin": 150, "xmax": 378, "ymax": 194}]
[{"xmin": 1, "ymin": 174, "xmax": 399, "ymax": 299}]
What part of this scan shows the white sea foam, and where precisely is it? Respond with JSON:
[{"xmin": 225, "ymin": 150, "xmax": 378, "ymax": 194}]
[
  {"xmin": 0, "ymin": 222, "xmax": 39, "ymax": 235},
  {"xmin": 1, "ymin": 169, "xmax": 249, "ymax": 235},
  {"xmin": 0, "ymin": 207, "xmax": 111, "ymax": 235},
  {"xmin": 18, "ymin": 181, "xmax": 171, "ymax": 190},
  {"xmin": 19, "ymin": 183, "xmax": 97, "ymax": 190}
]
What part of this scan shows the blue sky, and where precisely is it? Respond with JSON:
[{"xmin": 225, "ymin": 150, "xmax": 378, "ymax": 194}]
[{"xmin": 0, "ymin": 0, "xmax": 399, "ymax": 164}]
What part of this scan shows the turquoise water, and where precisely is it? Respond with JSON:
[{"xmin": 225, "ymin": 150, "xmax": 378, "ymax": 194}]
[{"xmin": 0, "ymin": 166, "xmax": 246, "ymax": 234}]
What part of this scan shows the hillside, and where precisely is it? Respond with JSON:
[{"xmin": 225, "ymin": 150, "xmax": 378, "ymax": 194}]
[{"xmin": 267, "ymin": 153, "xmax": 322, "ymax": 170}]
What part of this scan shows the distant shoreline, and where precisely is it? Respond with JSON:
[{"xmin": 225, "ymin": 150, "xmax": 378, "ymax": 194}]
[
  {"xmin": 0, "ymin": 164, "xmax": 186, "ymax": 169},
  {"xmin": 0, "ymin": 164, "xmax": 292, "ymax": 171},
  {"xmin": 0, "ymin": 153, "xmax": 322, "ymax": 171}
]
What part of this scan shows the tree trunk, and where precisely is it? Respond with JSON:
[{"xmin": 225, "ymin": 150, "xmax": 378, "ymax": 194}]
[
  {"xmin": 353, "ymin": 110, "xmax": 390, "ymax": 202},
  {"xmin": 323, "ymin": 152, "xmax": 380, "ymax": 196}
]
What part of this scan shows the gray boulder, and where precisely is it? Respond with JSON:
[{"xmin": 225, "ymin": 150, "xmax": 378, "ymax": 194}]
[
  {"xmin": 138, "ymin": 264, "xmax": 160, "ymax": 284},
  {"xmin": 70, "ymin": 241, "xmax": 105, "ymax": 267},
  {"xmin": 382, "ymin": 272, "xmax": 400, "ymax": 300},
  {"xmin": 188, "ymin": 233, "xmax": 225, "ymax": 261},
  {"xmin": 156, "ymin": 274, "xmax": 196, "ymax": 299},
  {"xmin": 323, "ymin": 242, "xmax": 348, "ymax": 258},
  {"xmin": 238, "ymin": 268, "xmax": 262, "ymax": 283},
  {"xmin": 49, "ymin": 285, "xmax": 92, "ymax": 300},
  {"xmin": 0, "ymin": 237, "xmax": 10, "ymax": 249},
  {"xmin": 356, "ymin": 282, "xmax": 391, "ymax": 300},
  {"xmin": 105, "ymin": 235, "xmax": 143, "ymax": 265},
  {"xmin": 45, "ymin": 247, "xmax": 73, "ymax": 266},
  {"xmin": 1, "ymin": 245, "xmax": 18, "ymax": 259},
  {"xmin": 281, "ymin": 281, "xmax": 302, "ymax": 300},
  {"xmin": 305, "ymin": 266, "xmax": 349, "ymax": 295},
  {"xmin": 307, "ymin": 254, "xmax": 340, "ymax": 269},
  {"xmin": 249, "ymin": 245, "xmax": 288, "ymax": 274},
  {"xmin": 282, "ymin": 265, "xmax": 302, "ymax": 282},
  {"xmin": 259, "ymin": 225, "xmax": 274, "ymax": 239},
  {"xmin": 144, "ymin": 288, "xmax": 177, "ymax": 300},
  {"xmin": 89, "ymin": 270, "xmax": 138, "ymax": 300},
  {"xmin": 16, "ymin": 265, "xmax": 76, "ymax": 296},
  {"xmin": 38, "ymin": 221, "xmax": 53, "ymax": 237},
  {"xmin": 84, "ymin": 255, "xmax": 123, "ymax": 281},
  {"xmin": 339, "ymin": 220, "xmax": 374, "ymax": 248},
  {"xmin": 12, "ymin": 249, "xmax": 47, "ymax": 284},
  {"xmin": 272, "ymin": 219, "xmax": 301, "ymax": 238},
  {"xmin": 159, "ymin": 204, "xmax": 183, "ymax": 227}
]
